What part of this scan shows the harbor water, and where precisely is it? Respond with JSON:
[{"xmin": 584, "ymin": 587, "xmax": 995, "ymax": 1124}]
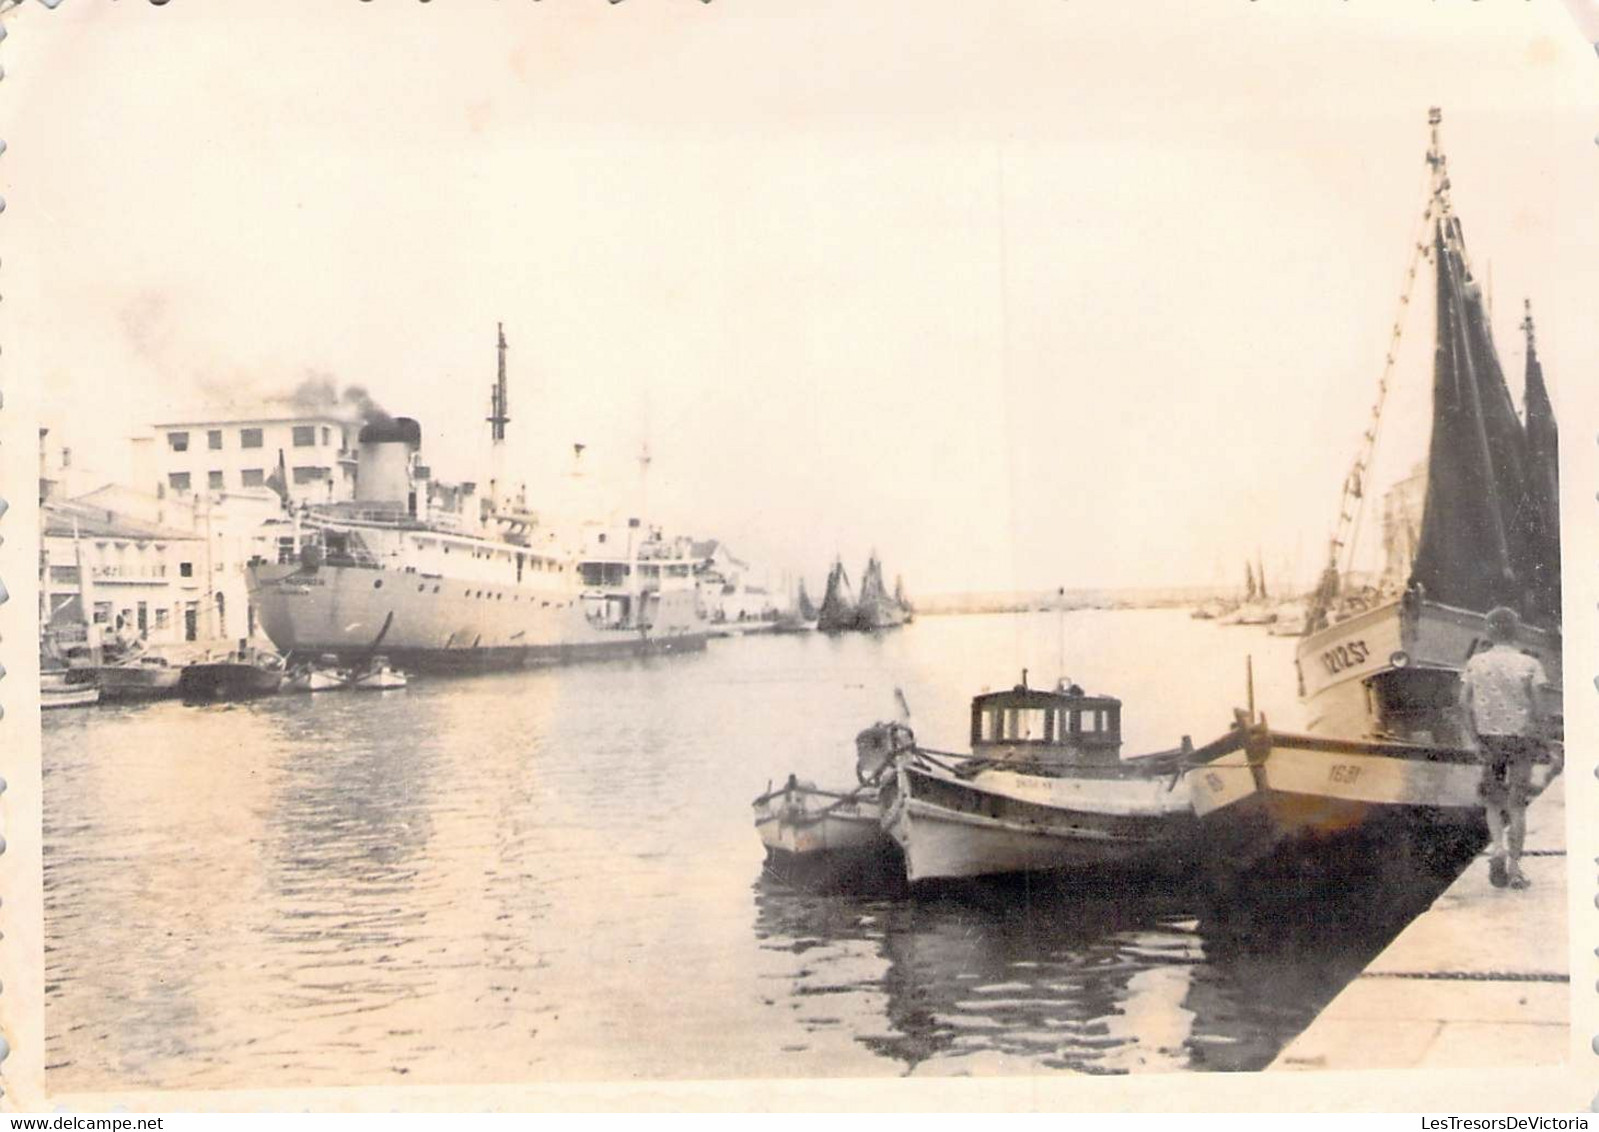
[{"xmin": 43, "ymin": 609, "xmax": 1463, "ymax": 1089}]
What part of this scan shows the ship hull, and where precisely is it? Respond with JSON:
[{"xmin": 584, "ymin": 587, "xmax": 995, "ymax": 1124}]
[{"xmin": 248, "ymin": 562, "xmax": 709, "ymax": 674}]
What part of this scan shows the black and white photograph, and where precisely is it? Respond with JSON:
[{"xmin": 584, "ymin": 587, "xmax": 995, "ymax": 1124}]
[{"xmin": 0, "ymin": 0, "xmax": 1596, "ymax": 1113}]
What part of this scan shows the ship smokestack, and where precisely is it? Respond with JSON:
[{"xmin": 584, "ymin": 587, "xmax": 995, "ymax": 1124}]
[{"xmin": 356, "ymin": 416, "xmax": 422, "ymax": 507}]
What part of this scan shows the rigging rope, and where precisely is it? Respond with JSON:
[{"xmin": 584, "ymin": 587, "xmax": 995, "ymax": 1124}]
[{"xmin": 1322, "ymin": 165, "xmax": 1446, "ymax": 605}]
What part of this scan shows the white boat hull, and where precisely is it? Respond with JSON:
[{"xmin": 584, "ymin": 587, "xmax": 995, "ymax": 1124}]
[{"xmin": 882, "ymin": 761, "xmax": 1198, "ymax": 883}]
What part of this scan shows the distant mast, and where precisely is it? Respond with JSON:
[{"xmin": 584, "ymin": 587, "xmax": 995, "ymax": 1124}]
[{"xmin": 488, "ymin": 322, "xmax": 511, "ymax": 514}]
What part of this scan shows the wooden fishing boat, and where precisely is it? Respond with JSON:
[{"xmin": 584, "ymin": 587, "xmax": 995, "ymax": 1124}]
[
  {"xmin": 88, "ymin": 655, "xmax": 182, "ymax": 702},
  {"xmin": 753, "ymin": 775, "xmax": 889, "ymax": 860},
  {"xmin": 41, "ymin": 670, "xmax": 101, "ymax": 710},
  {"xmin": 855, "ymin": 554, "xmax": 908, "ymax": 631},
  {"xmin": 1194, "ymin": 112, "xmax": 1564, "ymax": 854},
  {"xmin": 880, "ymin": 676, "xmax": 1207, "ymax": 883},
  {"xmin": 178, "ymin": 645, "xmax": 286, "ymax": 702},
  {"xmin": 815, "ymin": 558, "xmax": 858, "ymax": 633}
]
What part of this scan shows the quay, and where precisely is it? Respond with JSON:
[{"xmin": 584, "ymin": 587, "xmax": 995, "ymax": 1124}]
[{"xmin": 1270, "ymin": 777, "xmax": 1568, "ymax": 1072}]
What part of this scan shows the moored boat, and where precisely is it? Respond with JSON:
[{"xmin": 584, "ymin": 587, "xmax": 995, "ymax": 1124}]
[
  {"xmin": 352, "ymin": 656, "xmax": 408, "ymax": 691},
  {"xmin": 284, "ymin": 655, "xmax": 351, "ymax": 693},
  {"xmin": 815, "ymin": 558, "xmax": 859, "ymax": 633},
  {"xmin": 880, "ymin": 676, "xmax": 1204, "ymax": 884},
  {"xmin": 1196, "ymin": 111, "xmax": 1564, "ymax": 854},
  {"xmin": 178, "ymin": 646, "xmax": 286, "ymax": 702},
  {"xmin": 42, "ymin": 670, "xmax": 101, "ymax": 710},
  {"xmin": 88, "ymin": 654, "xmax": 183, "ymax": 703}
]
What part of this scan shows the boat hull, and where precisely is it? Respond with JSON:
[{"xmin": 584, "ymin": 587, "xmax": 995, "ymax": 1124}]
[
  {"xmin": 1296, "ymin": 597, "xmax": 1562, "ymax": 742},
  {"xmin": 42, "ymin": 684, "xmax": 101, "ymax": 710},
  {"xmin": 752, "ymin": 780, "xmax": 901, "ymax": 888},
  {"xmin": 178, "ymin": 663, "xmax": 284, "ymax": 702},
  {"xmin": 90, "ymin": 666, "xmax": 182, "ymax": 702},
  {"xmin": 248, "ymin": 562, "xmax": 710, "ymax": 674},
  {"xmin": 882, "ymin": 761, "xmax": 1198, "ymax": 883}
]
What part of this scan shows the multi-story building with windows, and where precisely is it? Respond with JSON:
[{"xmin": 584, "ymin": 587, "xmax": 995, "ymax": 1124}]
[{"xmin": 143, "ymin": 413, "xmax": 359, "ymax": 503}]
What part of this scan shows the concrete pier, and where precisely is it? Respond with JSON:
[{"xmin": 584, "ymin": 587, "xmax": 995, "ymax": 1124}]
[{"xmin": 1271, "ymin": 776, "xmax": 1567, "ymax": 1071}]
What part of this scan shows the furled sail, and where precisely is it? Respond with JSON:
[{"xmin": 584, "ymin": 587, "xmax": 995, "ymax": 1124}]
[
  {"xmin": 1409, "ymin": 219, "xmax": 1530, "ymax": 614},
  {"xmin": 1521, "ymin": 307, "xmax": 1561, "ymax": 625}
]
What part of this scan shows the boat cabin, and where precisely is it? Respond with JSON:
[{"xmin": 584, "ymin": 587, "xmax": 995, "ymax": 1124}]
[{"xmin": 970, "ymin": 677, "xmax": 1123, "ymax": 767}]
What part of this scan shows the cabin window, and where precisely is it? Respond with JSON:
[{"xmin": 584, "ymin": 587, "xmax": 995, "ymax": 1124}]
[
  {"xmin": 167, "ymin": 431, "xmax": 190, "ymax": 452},
  {"xmin": 241, "ymin": 428, "xmax": 264, "ymax": 449}
]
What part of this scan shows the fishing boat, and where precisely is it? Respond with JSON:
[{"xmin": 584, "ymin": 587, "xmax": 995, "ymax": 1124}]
[
  {"xmin": 1191, "ymin": 111, "xmax": 1563, "ymax": 843},
  {"xmin": 880, "ymin": 675, "xmax": 1207, "ymax": 883},
  {"xmin": 352, "ymin": 655, "xmax": 408, "ymax": 691},
  {"xmin": 855, "ymin": 554, "xmax": 909, "ymax": 631},
  {"xmin": 87, "ymin": 653, "xmax": 183, "ymax": 702},
  {"xmin": 178, "ymin": 644, "xmax": 286, "ymax": 702},
  {"xmin": 815, "ymin": 558, "xmax": 859, "ymax": 633},
  {"xmin": 41, "ymin": 670, "xmax": 101, "ymax": 710}
]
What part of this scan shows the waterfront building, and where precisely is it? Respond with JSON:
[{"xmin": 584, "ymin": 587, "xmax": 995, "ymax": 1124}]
[{"xmin": 139, "ymin": 411, "xmax": 360, "ymax": 504}]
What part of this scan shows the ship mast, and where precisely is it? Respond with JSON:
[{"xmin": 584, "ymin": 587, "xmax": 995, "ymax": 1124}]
[
  {"xmin": 488, "ymin": 322, "xmax": 510, "ymax": 515},
  {"xmin": 1309, "ymin": 110, "xmax": 1446, "ymax": 628}
]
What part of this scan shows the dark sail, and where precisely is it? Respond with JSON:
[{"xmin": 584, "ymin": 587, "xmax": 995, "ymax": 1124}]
[
  {"xmin": 816, "ymin": 560, "xmax": 858, "ymax": 633},
  {"xmin": 1521, "ymin": 310, "xmax": 1561, "ymax": 624},
  {"xmin": 796, "ymin": 579, "xmax": 818, "ymax": 622},
  {"xmin": 1409, "ymin": 219, "xmax": 1526, "ymax": 611}
]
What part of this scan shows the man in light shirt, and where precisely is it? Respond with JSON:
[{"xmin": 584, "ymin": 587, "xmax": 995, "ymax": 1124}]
[{"xmin": 1460, "ymin": 606, "xmax": 1550, "ymax": 890}]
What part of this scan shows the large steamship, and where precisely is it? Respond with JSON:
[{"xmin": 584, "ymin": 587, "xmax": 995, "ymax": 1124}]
[{"xmin": 246, "ymin": 328, "xmax": 710, "ymax": 672}]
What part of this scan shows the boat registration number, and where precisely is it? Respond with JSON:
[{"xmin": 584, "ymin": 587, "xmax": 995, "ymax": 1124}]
[{"xmin": 1318, "ymin": 639, "xmax": 1371, "ymax": 676}]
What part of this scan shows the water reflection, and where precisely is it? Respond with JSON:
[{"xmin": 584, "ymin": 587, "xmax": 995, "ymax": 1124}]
[{"xmin": 753, "ymin": 845, "xmax": 1467, "ymax": 1076}]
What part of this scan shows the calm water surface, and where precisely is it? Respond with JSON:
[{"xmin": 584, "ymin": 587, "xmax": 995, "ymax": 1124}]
[{"xmin": 44, "ymin": 610, "xmax": 1448, "ymax": 1088}]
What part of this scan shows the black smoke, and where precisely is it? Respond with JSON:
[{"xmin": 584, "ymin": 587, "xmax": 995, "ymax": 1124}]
[{"xmin": 288, "ymin": 371, "xmax": 394, "ymax": 427}]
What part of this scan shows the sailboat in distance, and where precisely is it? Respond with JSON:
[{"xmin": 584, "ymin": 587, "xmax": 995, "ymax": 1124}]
[
  {"xmin": 816, "ymin": 558, "xmax": 859, "ymax": 633},
  {"xmin": 855, "ymin": 553, "xmax": 909, "ymax": 631}
]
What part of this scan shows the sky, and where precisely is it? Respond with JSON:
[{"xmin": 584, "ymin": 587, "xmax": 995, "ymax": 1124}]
[{"xmin": 5, "ymin": 0, "xmax": 1596, "ymax": 596}]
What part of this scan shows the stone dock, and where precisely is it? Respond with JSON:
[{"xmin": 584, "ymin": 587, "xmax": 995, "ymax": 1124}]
[{"xmin": 1271, "ymin": 776, "xmax": 1568, "ymax": 1072}]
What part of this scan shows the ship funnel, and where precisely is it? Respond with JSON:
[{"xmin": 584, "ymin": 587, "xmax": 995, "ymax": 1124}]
[{"xmin": 356, "ymin": 416, "xmax": 422, "ymax": 504}]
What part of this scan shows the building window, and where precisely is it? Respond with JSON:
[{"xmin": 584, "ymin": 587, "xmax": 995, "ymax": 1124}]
[
  {"xmin": 241, "ymin": 468, "xmax": 265, "ymax": 487},
  {"xmin": 208, "ymin": 470, "xmax": 225, "ymax": 490},
  {"xmin": 322, "ymin": 427, "xmax": 332, "ymax": 446},
  {"xmin": 167, "ymin": 431, "xmax": 190, "ymax": 452},
  {"xmin": 179, "ymin": 561, "xmax": 194, "ymax": 578},
  {"xmin": 207, "ymin": 430, "xmax": 223, "ymax": 450},
  {"xmin": 292, "ymin": 426, "xmax": 316, "ymax": 447},
  {"xmin": 241, "ymin": 428, "xmax": 264, "ymax": 449},
  {"xmin": 155, "ymin": 608, "xmax": 170, "ymax": 630},
  {"xmin": 168, "ymin": 472, "xmax": 191, "ymax": 492},
  {"xmin": 292, "ymin": 466, "xmax": 329, "ymax": 485},
  {"xmin": 93, "ymin": 602, "xmax": 113, "ymax": 625}
]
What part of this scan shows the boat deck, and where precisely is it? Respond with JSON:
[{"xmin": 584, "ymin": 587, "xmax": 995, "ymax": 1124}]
[{"xmin": 1269, "ymin": 775, "xmax": 1568, "ymax": 1071}]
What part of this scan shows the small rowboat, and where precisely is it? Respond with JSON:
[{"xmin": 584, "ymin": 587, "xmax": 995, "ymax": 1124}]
[{"xmin": 351, "ymin": 656, "xmax": 407, "ymax": 691}]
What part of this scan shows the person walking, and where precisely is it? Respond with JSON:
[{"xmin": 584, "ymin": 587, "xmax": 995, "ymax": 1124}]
[{"xmin": 1460, "ymin": 606, "xmax": 1550, "ymax": 890}]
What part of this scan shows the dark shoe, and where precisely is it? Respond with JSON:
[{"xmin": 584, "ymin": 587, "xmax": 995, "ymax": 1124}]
[
  {"xmin": 1508, "ymin": 866, "xmax": 1531, "ymax": 890},
  {"xmin": 1488, "ymin": 856, "xmax": 1508, "ymax": 888}
]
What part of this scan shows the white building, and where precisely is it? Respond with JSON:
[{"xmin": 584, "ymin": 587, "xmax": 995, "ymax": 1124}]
[
  {"xmin": 42, "ymin": 498, "xmax": 219, "ymax": 649},
  {"xmin": 140, "ymin": 412, "xmax": 359, "ymax": 504}
]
